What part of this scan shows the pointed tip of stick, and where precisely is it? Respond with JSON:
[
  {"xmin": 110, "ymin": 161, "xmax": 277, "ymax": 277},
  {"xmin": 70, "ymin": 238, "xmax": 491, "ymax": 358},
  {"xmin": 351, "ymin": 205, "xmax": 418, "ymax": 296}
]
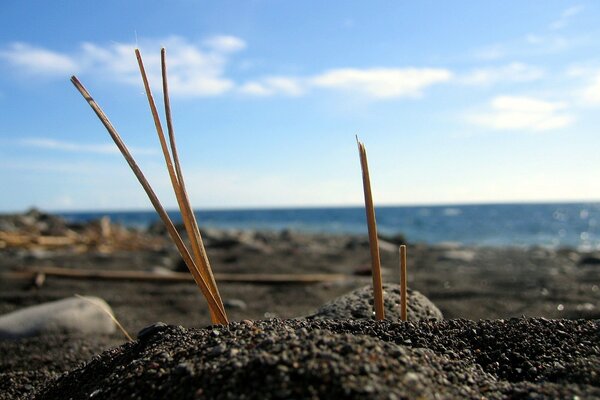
[
  {"xmin": 356, "ymin": 136, "xmax": 365, "ymax": 155},
  {"xmin": 355, "ymin": 134, "xmax": 363, "ymax": 147}
]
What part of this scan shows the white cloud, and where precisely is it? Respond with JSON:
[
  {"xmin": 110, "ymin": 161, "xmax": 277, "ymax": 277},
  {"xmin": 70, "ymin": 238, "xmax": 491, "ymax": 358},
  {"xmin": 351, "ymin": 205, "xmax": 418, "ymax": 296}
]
[
  {"xmin": 0, "ymin": 42, "xmax": 79, "ymax": 76},
  {"xmin": 474, "ymin": 45, "xmax": 506, "ymax": 61},
  {"xmin": 203, "ymin": 35, "xmax": 246, "ymax": 53},
  {"xmin": 239, "ymin": 77, "xmax": 304, "ymax": 96},
  {"xmin": 310, "ymin": 68, "xmax": 452, "ymax": 99},
  {"xmin": 80, "ymin": 36, "xmax": 238, "ymax": 96},
  {"xmin": 466, "ymin": 95, "xmax": 573, "ymax": 132},
  {"xmin": 1, "ymin": 36, "xmax": 244, "ymax": 97},
  {"xmin": 578, "ymin": 72, "xmax": 600, "ymax": 105},
  {"xmin": 550, "ymin": 5, "xmax": 584, "ymax": 30},
  {"xmin": 238, "ymin": 82, "xmax": 272, "ymax": 96},
  {"xmin": 461, "ymin": 62, "xmax": 544, "ymax": 86},
  {"xmin": 2, "ymin": 38, "xmax": 452, "ymax": 101},
  {"xmin": 473, "ymin": 6, "xmax": 583, "ymax": 62},
  {"xmin": 19, "ymin": 138, "xmax": 156, "ymax": 155},
  {"xmin": 240, "ymin": 68, "xmax": 451, "ymax": 99}
]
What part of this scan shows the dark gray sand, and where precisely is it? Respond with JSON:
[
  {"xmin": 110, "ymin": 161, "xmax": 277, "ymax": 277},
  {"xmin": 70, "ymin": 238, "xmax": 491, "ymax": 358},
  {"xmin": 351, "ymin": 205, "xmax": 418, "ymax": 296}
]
[
  {"xmin": 36, "ymin": 319, "xmax": 600, "ymax": 399},
  {"xmin": 1, "ymin": 211, "xmax": 600, "ymax": 399}
]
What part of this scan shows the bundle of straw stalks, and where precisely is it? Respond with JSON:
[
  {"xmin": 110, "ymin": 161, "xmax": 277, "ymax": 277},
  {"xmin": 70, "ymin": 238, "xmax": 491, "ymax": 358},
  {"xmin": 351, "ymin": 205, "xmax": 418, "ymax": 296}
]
[{"xmin": 71, "ymin": 49, "xmax": 228, "ymax": 324}]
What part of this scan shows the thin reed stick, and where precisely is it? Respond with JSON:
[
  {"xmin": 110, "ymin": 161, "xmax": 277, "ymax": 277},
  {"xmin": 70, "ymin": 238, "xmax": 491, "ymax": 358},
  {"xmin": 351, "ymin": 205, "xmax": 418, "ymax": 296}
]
[
  {"xmin": 400, "ymin": 244, "xmax": 407, "ymax": 321},
  {"xmin": 356, "ymin": 138, "xmax": 385, "ymax": 320},
  {"xmin": 70, "ymin": 76, "xmax": 227, "ymax": 324},
  {"xmin": 75, "ymin": 294, "xmax": 133, "ymax": 341},
  {"xmin": 134, "ymin": 49, "xmax": 226, "ymax": 323},
  {"xmin": 160, "ymin": 48, "xmax": 225, "ymax": 321}
]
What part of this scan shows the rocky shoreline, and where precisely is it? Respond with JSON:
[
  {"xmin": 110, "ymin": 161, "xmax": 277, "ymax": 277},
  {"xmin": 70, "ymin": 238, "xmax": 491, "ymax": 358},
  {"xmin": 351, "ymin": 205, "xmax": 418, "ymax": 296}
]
[{"xmin": 1, "ymin": 210, "xmax": 599, "ymax": 398}]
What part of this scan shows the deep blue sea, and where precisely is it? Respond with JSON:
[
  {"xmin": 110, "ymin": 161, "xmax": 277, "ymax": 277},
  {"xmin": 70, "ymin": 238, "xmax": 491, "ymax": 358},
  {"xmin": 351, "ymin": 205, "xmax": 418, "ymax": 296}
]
[{"xmin": 58, "ymin": 203, "xmax": 600, "ymax": 250}]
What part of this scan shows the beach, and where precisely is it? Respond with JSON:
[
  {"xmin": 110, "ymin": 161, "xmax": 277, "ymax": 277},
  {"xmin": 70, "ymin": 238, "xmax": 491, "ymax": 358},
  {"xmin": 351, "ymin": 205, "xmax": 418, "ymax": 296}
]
[{"xmin": 1, "ymin": 210, "xmax": 599, "ymax": 398}]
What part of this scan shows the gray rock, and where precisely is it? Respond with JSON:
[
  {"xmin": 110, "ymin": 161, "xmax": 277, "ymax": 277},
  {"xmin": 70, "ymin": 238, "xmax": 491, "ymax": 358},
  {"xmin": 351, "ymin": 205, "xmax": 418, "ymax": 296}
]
[
  {"xmin": 224, "ymin": 299, "xmax": 247, "ymax": 310},
  {"xmin": 578, "ymin": 252, "xmax": 600, "ymax": 265},
  {"xmin": 438, "ymin": 249, "xmax": 476, "ymax": 262},
  {"xmin": 307, "ymin": 283, "xmax": 443, "ymax": 321},
  {"xmin": 378, "ymin": 239, "xmax": 399, "ymax": 253},
  {"xmin": 137, "ymin": 322, "xmax": 168, "ymax": 340},
  {"xmin": 148, "ymin": 266, "xmax": 173, "ymax": 275},
  {"xmin": 0, "ymin": 296, "xmax": 117, "ymax": 339}
]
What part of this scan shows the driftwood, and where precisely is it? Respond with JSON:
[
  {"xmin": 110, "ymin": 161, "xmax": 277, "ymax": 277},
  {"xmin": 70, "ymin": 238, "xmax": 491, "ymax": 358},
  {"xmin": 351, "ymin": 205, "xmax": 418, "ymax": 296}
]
[{"xmin": 2, "ymin": 266, "xmax": 349, "ymax": 284}]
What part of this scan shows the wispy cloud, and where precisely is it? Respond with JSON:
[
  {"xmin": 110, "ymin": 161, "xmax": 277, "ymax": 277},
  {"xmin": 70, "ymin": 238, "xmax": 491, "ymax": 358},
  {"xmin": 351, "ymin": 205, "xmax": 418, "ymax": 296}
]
[
  {"xmin": 550, "ymin": 5, "xmax": 584, "ymax": 30},
  {"xmin": 19, "ymin": 138, "xmax": 157, "ymax": 155},
  {"xmin": 80, "ymin": 36, "xmax": 240, "ymax": 96},
  {"xmin": 474, "ymin": 34, "xmax": 573, "ymax": 61},
  {"xmin": 461, "ymin": 62, "xmax": 544, "ymax": 86},
  {"xmin": 1, "ymin": 37, "xmax": 454, "ymax": 101},
  {"xmin": 473, "ymin": 45, "xmax": 506, "ymax": 61},
  {"xmin": 239, "ymin": 67, "xmax": 452, "ymax": 99},
  {"xmin": 473, "ymin": 6, "xmax": 583, "ymax": 62},
  {"xmin": 239, "ymin": 76, "xmax": 304, "ymax": 96},
  {"xmin": 0, "ymin": 36, "xmax": 244, "ymax": 96},
  {"xmin": 310, "ymin": 68, "xmax": 452, "ymax": 99},
  {"xmin": 466, "ymin": 95, "xmax": 574, "ymax": 132},
  {"xmin": 578, "ymin": 71, "xmax": 600, "ymax": 105},
  {"xmin": 0, "ymin": 42, "xmax": 79, "ymax": 76},
  {"xmin": 203, "ymin": 35, "xmax": 246, "ymax": 53}
]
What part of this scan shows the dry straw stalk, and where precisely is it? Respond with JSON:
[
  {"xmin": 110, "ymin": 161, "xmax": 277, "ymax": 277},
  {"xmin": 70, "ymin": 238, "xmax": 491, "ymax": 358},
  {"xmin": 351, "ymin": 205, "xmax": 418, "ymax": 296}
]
[
  {"xmin": 356, "ymin": 138, "xmax": 385, "ymax": 320},
  {"xmin": 71, "ymin": 63, "xmax": 228, "ymax": 324},
  {"xmin": 400, "ymin": 244, "xmax": 407, "ymax": 321},
  {"xmin": 135, "ymin": 49, "xmax": 226, "ymax": 323}
]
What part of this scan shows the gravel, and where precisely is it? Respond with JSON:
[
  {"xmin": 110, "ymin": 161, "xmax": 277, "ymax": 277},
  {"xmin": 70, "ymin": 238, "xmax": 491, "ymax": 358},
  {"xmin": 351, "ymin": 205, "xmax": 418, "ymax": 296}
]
[{"xmin": 36, "ymin": 318, "xmax": 600, "ymax": 399}]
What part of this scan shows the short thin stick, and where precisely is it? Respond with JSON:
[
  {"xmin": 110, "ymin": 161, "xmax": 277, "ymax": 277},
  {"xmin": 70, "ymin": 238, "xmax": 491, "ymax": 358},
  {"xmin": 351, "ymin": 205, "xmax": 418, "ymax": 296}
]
[
  {"xmin": 70, "ymin": 76, "xmax": 227, "ymax": 324},
  {"xmin": 159, "ymin": 48, "xmax": 225, "ymax": 322},
  {"xmin": 134, "ymin": 49, "xmax": 227, "ymax": 324},
  {"xmin": 356, "ymin": 138, "xmax": 385, "ymax": 320},
  {"xmin": 400, "ymin": 245, "xmax": 407, "ymax": 321},
  {"xmin": 75, "ymin": 294, "xmax": 133, "ymax": 341}
]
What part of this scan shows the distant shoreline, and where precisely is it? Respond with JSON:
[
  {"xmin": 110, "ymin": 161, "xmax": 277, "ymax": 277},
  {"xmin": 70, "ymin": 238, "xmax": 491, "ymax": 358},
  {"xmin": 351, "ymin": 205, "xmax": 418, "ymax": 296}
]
[
  {"xmin": 13, "ymin": 203, "xmax": 599, "ymax": 250},
  {"xmin": 3, "ymin": 199, "xmax": 598, "ymax": 215}
]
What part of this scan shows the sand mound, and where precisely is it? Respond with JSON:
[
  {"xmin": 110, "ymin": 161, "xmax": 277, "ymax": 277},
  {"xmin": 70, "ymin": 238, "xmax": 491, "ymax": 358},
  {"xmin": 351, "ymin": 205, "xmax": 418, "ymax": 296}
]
[
  {"xmin": 37, "ymin": 318, "xmax": 600, "ymax": 399},
  {"xmin": 307, "ymin": 283, "xmax": 443, "ymax": 321}
]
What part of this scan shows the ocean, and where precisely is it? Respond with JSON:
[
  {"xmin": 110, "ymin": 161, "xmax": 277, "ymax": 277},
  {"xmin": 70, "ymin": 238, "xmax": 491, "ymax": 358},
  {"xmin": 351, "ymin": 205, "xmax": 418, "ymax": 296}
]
[{"xmin": 58, "ymin": 202, "xmax": 600, "ymax": 250}]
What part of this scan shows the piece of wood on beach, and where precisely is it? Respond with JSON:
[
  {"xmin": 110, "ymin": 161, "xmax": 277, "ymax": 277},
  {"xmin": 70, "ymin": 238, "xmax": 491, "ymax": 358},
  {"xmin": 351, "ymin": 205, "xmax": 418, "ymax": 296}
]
[
  {"xmin": 400, "ymin": 244, "xmax": 407, "ymax": 321},
  {"xmin": 356, "ymin": 137, "xmax": 385, "ymax": 320},
  {"xmin": 70, "ymin": 76, "xmax": 227, "ymax": 325},
  {"xmin": 135, "ymin": 48, "xmax": 226, "ymax": 324},
  {"xmin": 2, "ymin": 267, "xmax": 350, "ymax": 284}
]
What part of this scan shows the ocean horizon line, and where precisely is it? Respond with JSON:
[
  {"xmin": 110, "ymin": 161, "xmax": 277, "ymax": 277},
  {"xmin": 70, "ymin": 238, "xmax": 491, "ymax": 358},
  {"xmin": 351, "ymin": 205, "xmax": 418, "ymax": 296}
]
[{"xmin": 7, "ymin": 199, "xmax": 600, "ymax": 215}]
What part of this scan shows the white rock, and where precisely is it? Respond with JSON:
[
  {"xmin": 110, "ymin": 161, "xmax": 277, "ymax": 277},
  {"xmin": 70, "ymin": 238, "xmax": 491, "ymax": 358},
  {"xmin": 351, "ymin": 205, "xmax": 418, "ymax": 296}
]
[
  {"xmin": 439, "ymin": 249, "xmax": 476, "ymax": 262},
  {"xmin": 0, "ymin": 296, "xmax": 117, "ymax": 339},
  {"xmin": 378, "ymin": 239, "xmax": 398, "ymax": 253}
]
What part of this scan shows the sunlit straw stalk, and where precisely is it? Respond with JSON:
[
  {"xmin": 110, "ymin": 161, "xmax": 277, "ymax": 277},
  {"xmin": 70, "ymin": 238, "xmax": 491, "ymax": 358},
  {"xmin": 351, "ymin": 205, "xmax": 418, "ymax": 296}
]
[
  {"xmin": 75, "ymin": 294, "xmax": 133, "ymax": 341},
  {"xmin": 135, "ymin": 48, "xmax": 226, "ymax": 323},
  {"xmin": 356, "ymin": 138, "xmax": 385, "ymax": 320},
  {"xmin": 400, "ymin": 244, "xmax": 407, "ymax": 321},
  {"xmin": 70, "ymin": 75, "xmax": 227, "ymax": 324},
  {"xmin": 160, "ymin": 49, "xmax": 225, "ymax": 323}
]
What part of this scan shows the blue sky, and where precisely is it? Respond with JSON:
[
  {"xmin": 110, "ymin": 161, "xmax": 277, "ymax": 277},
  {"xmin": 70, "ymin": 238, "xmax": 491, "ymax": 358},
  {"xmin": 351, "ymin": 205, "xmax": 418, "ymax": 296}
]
[{"xmin": 1, "ymin": 1, "xmax": 600, "ymax": 211}]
